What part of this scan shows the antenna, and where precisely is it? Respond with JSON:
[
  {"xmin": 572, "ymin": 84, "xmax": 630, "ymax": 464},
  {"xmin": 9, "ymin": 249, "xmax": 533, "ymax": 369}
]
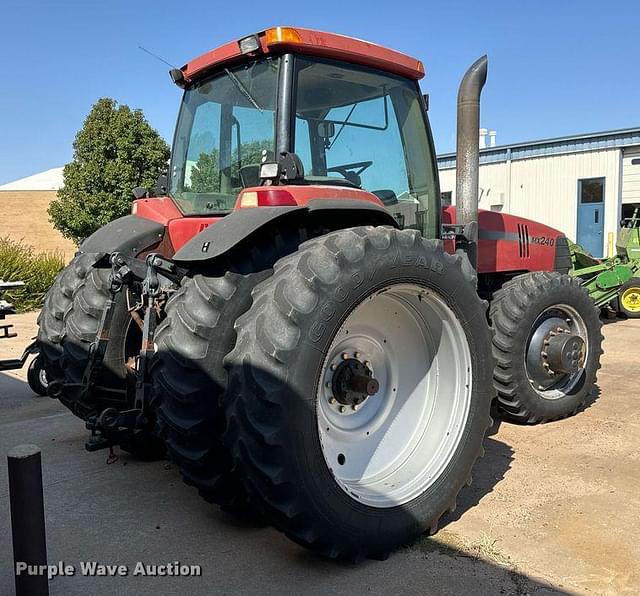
[{"xmin": 138, "ymin": 46, "xmax": 177, "ymax": 69}]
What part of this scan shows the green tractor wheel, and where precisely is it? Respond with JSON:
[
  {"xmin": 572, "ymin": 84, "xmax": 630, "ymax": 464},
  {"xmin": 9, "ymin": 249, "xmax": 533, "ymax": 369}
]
[{"xmin": 618, "ymin": 278, "xmax": 640, "ymax": 318}]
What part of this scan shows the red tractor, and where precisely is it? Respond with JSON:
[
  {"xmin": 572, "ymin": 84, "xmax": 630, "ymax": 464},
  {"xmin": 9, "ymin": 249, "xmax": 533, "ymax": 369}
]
[{"xmin": 38, "ymin": 27, "xmax": 602, "ymax": 559}]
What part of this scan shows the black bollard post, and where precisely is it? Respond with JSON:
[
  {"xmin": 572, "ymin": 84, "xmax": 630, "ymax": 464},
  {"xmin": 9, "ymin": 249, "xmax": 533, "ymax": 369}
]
[{"xmin": 8, "ymin": 444, "xmax": 49, "ymax": 596}]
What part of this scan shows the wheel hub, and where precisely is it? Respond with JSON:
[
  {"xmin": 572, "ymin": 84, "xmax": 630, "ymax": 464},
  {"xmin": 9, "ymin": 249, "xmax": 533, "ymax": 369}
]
[
  {"xmin": 525, "ymin": 306, "xmax": 589, "ymax": 397},
  {"xmin": 331, "ymin": 357, "xmax": 379, "ymax": 407},
  {"xmin": 545, "ymin": 333, "xmax": 585, "ymax": 374}
]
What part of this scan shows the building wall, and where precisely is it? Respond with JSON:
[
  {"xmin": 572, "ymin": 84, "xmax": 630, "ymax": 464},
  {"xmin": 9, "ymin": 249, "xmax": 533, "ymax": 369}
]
[
  {"xmin": 0, "ymin": 190, "xmax": 77, "ymax": 260},
  {"xmin": 439, "ymin": 148, "xmax": 624, "ymax": 254}
]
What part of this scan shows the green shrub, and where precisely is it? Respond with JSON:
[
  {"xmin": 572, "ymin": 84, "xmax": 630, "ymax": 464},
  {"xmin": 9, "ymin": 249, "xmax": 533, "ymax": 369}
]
[{"xmin": 0, "ymin": 237, "xmax": 65, "ymax": 312}]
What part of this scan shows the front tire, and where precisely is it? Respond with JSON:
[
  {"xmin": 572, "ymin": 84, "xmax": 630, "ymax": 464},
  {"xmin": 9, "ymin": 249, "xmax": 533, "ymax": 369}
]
[
  {"xmin": 224, "ymin": 227, "xmax": 494, "ymax": 559},
  {"xmin": 491, "ymin": 272, "xmax": 603, "ymax": 423}
]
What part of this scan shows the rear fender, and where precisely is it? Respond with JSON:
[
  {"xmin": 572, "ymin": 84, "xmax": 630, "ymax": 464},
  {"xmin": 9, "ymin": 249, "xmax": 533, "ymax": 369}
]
[
  {"xmin": 79, "ymin": 214, "xmax": 166, "ymax": 258},
  {"xmin": 172, "ymin": 200, "xmax": 398, "ymax": 264}
]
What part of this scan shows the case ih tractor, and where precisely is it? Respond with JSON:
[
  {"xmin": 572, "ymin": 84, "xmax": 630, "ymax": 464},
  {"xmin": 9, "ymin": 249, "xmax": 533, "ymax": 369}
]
[{"xmin": 37, "ymin": 27, "xmax": 602, "ymax": 559}]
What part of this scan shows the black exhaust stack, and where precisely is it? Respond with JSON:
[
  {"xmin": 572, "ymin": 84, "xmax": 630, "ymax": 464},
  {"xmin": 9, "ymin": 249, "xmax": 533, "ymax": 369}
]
[{"xmin": 455, "ymin": 55, "xmax": 488, "ymax": 271}]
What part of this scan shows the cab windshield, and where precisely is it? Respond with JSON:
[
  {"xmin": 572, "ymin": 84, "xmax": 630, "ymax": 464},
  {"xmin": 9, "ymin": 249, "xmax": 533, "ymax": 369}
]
[{"xmin": 169, "ymin": 57, "xmax": 279, "ymax": 214}]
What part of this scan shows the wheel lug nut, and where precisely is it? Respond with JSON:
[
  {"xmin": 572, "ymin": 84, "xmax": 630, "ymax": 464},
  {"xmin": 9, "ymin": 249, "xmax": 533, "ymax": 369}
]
[
  {"xmin": 341, "ymin": 352, "xmax": 349, "ymax": 360},
  {"xmin": 354, "ymin": 351, "xmax": 361, "ymax": 359},
  {"xmin": 339, "ymin": 406, "xmax": 346, "ymax": 413},
  {"xmin": 352, "ymin": 404, "xmax": 359, "ymax": 411},
  {"xmin": 329, "ymin": 397, "xmax": 336, "ymax": 404},
  {"xmin": 330, "ymin": 363, "xmax": 337, "ymax": 371},
  {"xmin": 326, "ymin": 381, "xmax": 331, "ymax": 388}
]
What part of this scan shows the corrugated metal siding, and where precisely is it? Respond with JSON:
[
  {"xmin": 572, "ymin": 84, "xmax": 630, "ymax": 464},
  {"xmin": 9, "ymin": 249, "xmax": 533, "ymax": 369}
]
[{"xmin": 622, "ymin": 147, "xmax": 640, "ymax": 205}]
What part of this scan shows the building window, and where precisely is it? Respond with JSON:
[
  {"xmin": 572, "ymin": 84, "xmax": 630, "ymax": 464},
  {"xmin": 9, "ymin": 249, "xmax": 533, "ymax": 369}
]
[
  {"xmin": 578, "ymin": 177, "xmax": 605, "ymax": 204},
  {"xmin": 441, "ymin": 191, "xmax": 452, "ymax": 206}
]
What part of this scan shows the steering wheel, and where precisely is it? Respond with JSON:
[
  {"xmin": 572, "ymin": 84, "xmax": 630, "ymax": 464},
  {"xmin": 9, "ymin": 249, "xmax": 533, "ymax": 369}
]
[
  {"xmin": 326, "ymin": 161, "xmax": 373, "ymax": 188},
  {"xmin": 327, "ymin": 161, "xmax": 373, "ymax": 178}
]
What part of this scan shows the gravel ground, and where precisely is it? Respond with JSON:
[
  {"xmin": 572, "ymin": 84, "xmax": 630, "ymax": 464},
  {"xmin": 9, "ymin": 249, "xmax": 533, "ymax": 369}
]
[{"xmin": 1, "ymin": 311, "xmax": 638, "ymax": 595}]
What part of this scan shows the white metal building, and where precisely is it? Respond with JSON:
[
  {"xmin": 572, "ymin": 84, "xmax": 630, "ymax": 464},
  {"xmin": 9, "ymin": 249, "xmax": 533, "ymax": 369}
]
[
  {"xmin": 0, "ymin": 167, "xmax": 64, "ymax": 191},
  {"xmin": 437, "ymin": 128, "xmax": 640, "ymax": 258}
]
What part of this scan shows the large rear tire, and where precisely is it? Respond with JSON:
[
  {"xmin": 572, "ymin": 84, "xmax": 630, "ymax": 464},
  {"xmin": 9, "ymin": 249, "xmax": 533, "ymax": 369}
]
[
  {"xmin": 224, "ymin": 227, "xmax": 494, "ymax": 559},
  {"xmin": 37, "ymin": 252, "xmax": 164, "ymax": 458},
  {"xmin": 151, "ymin": 225, "xmax": 320, "ymax": 513},
  {"xmin": 491, "ymin": 272, "xmax": 603, "ymax": 424},
  {"xmin": 38, "ymin": 253, "xmax": 96, "ymax": 390}
]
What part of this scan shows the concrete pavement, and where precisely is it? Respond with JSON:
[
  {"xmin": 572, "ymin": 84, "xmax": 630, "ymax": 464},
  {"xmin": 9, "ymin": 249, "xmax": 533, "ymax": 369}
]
[{"xmin": 1, "ymin": 313, "xmax": 638, "ymax": 594}]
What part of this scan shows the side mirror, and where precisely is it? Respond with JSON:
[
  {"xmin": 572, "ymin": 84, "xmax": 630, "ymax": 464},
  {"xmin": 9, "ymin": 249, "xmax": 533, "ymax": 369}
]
[
  {"xmin": 318, "ymin": 121, "xmax": 336, "ymax": 139},
  {"xmin": 154, "ymin": 174, "xmax": 168, "ymax": 195},
  {"xmin": 132, "ymin": 187, "xmax": 149, "ymax": 200}
]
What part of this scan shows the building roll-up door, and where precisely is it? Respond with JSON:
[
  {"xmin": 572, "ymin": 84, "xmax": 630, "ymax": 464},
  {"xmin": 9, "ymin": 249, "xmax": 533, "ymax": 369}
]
[{"xmin": 622, "ymin": 147, "xmax": 640, "ymax": 205}]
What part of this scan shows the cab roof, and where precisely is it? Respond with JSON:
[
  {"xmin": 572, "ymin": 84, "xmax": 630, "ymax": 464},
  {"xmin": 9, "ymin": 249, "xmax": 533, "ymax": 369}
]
[{"xmin": 181, "ymin": 26, "xmax": 425, "ymax": 84}]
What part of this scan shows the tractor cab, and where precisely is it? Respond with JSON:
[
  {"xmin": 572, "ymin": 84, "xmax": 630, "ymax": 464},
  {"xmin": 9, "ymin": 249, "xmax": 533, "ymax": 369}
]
[{"xmin": 167, "ymin": 26, "xmax": 440, "ymax": 239}]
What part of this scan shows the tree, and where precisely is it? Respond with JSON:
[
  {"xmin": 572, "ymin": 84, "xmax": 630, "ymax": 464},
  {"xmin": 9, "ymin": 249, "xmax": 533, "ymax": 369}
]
[
  {"xmin": 49, "ymin": 98, "xmax": 170, "ymax": 243},
  {"xmin": 190, "ymin": 149, "xmax": 221, "ymax": 193},
  {"xmin": 189, "ymin": 139, "xmax": 273, "ymax": 193}
]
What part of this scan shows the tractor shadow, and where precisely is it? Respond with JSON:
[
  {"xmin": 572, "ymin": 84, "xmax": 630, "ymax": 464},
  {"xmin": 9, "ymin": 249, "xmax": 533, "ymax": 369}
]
[
  {"xmin": 574, "ymin": 383, "xmax": 602, "ymax": 417},
  {"xmin": 439, "ymin": 433, "xmax": 513, "ymax": 528}
]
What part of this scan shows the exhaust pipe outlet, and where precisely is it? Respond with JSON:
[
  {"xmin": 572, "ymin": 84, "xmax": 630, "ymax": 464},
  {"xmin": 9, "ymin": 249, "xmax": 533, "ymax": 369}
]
[{"xmin": 455, "ymin": 55, "xmax": 488, "ymax": 271}]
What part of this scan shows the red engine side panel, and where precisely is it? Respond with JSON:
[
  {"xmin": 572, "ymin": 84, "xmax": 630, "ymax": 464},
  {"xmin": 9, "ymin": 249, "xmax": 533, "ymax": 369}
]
[
  {"xmin": 132, "ymin": 197, "xmax": 183, "ymax": 225},
  {"xmin": 168, "ymin": 218, "xmax": 222, "ymax": 251},
  {"xmin": 132, "ymin": 198, "xmax": 221, "ymax": 251},
  {"xmin": 443, "ymin": 207, "xmax": 564, "ymax": 274}
]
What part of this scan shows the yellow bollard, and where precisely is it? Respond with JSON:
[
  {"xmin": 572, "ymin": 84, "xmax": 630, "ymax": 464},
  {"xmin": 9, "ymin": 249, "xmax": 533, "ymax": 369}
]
[{"xmin": 608, "ymin": 232, "xmax": 614, "ymax": 258}]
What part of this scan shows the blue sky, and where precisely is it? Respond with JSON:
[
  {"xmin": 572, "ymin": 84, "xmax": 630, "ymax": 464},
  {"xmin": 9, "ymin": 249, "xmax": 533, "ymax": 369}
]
[{"xmin": 1, "ymin": 0, "xmax": 638, "ymax": 185}]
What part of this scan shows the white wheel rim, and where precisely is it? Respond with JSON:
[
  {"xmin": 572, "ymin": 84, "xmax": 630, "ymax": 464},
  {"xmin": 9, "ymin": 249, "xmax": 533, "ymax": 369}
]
[{"xmin": 316, "ymin": 283, "xmax": 473, "ymax": 508}]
